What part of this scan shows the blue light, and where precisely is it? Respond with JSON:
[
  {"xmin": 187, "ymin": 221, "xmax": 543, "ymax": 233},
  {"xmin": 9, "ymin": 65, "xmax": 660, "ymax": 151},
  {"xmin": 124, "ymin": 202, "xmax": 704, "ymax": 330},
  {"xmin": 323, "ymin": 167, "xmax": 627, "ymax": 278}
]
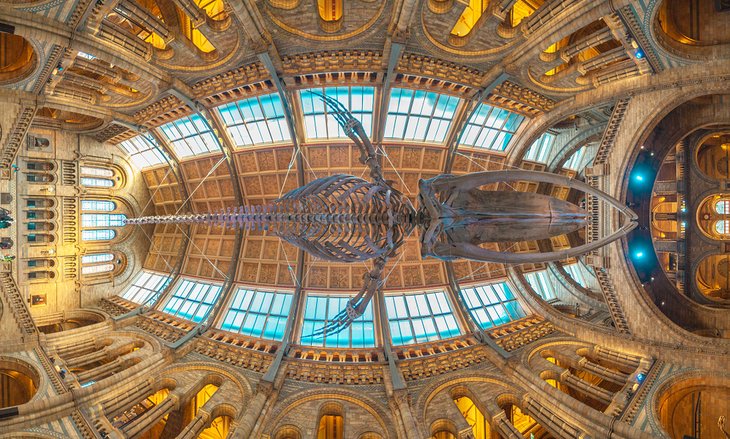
[
  {"xmin": 635, "ymin": 251, "xmax": 644, "ymax": 259},
  {"xmin": 635, "ymin": 49, "xmax": 645, "ymax": 59},
  {"xmin": 637, "ymin": 373, "xmax": 645, "ymax": 383},
  {"xmin": 635, "ymin": 174, "xmax": 644, "ymax": 182}
]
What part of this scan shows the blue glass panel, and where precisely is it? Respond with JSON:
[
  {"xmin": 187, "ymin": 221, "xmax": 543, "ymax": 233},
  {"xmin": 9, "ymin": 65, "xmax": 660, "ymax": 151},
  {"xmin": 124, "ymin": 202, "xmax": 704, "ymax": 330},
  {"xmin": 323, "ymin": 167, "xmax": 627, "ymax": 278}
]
[
  {"xmin": 81, "ymin": 200, "xmax": 116, "ymax": 211},
  {"xmin": 218, "ymin": 288, "xmax": 292, "ymax": 341},
  {"xmin": 384, "ymin": 291, "xmax": 461, "ymax": 346},
  {"xmin": 161, "ymin": 279, "xmax": 223, "ymax": 323},
  {"xmin": 459, "ymin": 104, "xmax": 524, "ymax": 151},
  {"xmin": 300, "ymin": 294, "xmax": 375, "ymax": 348},
  {"xmin": 384, "ymin": 88, "xmax": 460, "ymax": 143},
  {"xmin": 300, "ymin": 86, "xmax": 375, "ymax": 139},
  {"xmin": 119, "ymin": 136, "xmax": 168, "ymax": 169},
  {"xmin": 82, "ymin": 213, "xmax": 127, "ymax": 228},
  {"xmin": 524, "ymin": 132, "xmax": 556, "ymax": 163},
  {"xmin": 81, "ymin": 177, "xmax": 114, "ymax": 188},
  {"xmin": 216, "ymin": 93, "xmax": 290, "ymax": 147},
  {"xmin": 120, "ymin": 271, "xmax": 171, "ymax": 304},
  {"xmin": 159, "ymin": 114, "xmax": 221, "ymax": 158},
  {"xmin": 460, "ymin": 282, "xmax": 526, "ymax": 330}
]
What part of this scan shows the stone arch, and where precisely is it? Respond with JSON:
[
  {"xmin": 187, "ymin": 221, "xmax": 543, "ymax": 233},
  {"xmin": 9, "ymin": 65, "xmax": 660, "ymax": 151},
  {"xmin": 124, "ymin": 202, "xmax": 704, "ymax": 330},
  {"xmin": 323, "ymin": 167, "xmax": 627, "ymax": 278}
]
[
  {"xmin": 35, "ymin": 309, "xmax": 107, "ymax": 334},
  {"xmin": 0, "ymin": 33, "xmax": 38, "ymax": 85},
  {"xmin": 266, "ymin": 389, "xmax": 395, "ymax": 439},
  {"xmin": 650, "ymin": 0, "xmax": 730, "ymax": 62},
  {"xmin": 429, "ymin": 418, "xmax": 458, "ymax": 438},
  {"xmin": 0, "ymin": 356, "xmax": 42, "ymax": 408},
  {"xmin": 694, "ymin": 131, "xmax": 730, "ymax": 181},
  {"xmin": 653, "ymin": 370, "xmax": 730, "ymax": 439},
  {"xmin": 418, "ymin": 371, "xmax": 525, "ymax": 429},
  {"xmin": 274, "ymin": 424, "xmax": 302, "ymax": 439},
  {"xmin": 694, "ymin": 252, "xmax": 730, "ymax": 303},
  {"xmin": 156, "ymin": 361, "xmax": 251, "ymax": 417}
]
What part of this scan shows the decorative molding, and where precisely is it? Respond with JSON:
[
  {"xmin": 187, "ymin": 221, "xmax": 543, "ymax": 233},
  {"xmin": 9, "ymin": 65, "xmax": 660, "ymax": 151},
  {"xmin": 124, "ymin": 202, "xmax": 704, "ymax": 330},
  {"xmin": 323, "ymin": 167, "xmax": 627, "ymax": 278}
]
[
  {"xmin": 397, "ymin": 53, "xmax": 485, "ymax": 88},
  {"xmin": 194, "ymin": 335, "xmax": 274, "ymax": 373},
  {"xmin": 489, "ymin": 81, "xmax": 556, "ymax": 116},
  {"xmin": 282, "ymin": 50, "xmax": 383, "ymax": 75},
  {"xmin": 192, "ymin": 63, "xmax": 270, "ymax": 98},
  {"xmin": 487, "ymin": 316, "xmax": 556, "ymax": 352},
  {"xmin": 92, "ymin": 123, "xmax": 130, "ymax": 144}
]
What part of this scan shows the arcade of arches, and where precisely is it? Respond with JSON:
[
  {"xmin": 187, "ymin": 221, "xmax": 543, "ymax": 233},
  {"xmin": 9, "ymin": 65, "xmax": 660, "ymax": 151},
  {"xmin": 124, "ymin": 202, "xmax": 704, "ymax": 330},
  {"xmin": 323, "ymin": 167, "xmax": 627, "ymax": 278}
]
[{"xmin": 0, "ymin": 0, "xmax": 729, "ymax": 438}]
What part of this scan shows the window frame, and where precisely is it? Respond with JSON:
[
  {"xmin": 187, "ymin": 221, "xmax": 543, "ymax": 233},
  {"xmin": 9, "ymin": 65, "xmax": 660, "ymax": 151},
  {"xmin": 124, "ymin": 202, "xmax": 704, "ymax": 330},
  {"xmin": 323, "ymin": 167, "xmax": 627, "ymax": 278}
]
[
  {"xmin": 218, "ymin": 287, "xmax": 293, "ymax": 341},
  {"xmin": 384, "ymin": 88, "xmax": 461, "ymax": 144},
  {"xmin": 299, "ymin": 86, "xmax": 375, "ymax": 141},
  {"xmin": 300, "ymin": 293, "xmax": 376, "ymax": 348},
  {"xmin": 384, "ymin": 290, "xmax": 462, "ymax": 346},
  {"xmin": 459, "ymin": 281, "xmax": 526, "ymax": 330}
]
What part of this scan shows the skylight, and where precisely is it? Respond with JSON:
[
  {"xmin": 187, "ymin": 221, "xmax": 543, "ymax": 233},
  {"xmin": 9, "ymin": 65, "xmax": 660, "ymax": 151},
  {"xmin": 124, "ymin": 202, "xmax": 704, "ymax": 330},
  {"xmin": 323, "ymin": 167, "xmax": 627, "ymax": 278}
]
[
  {"xmin": 119, "ymin": 136, "xmax": 169, "ymax": 169},
  {"xmin": 523, "ymin": 270, "xmax": 558, "ymax": 301},
  {"xmin": 161, "ymin": 278, "xmax": 223, "ymax": 323},
  {"xmin": 300, "ymin": 86, "xmax": 375, "ymax": 139},
  {"xmin": 300, "ymin": 294, "xmax": 375, "ymax": 348},
  {"xmin": 460, "ymin": 282, "xmax": 526, "ymax": 329},
  {"xmin": 216, "ymin": 93, "xmax": 291, "ymax": 147},
  {"xmin": 459, "ymin": 103, "xmax": 524, "ymax": 151},
  {"xmin": 524, "ymin": 132, "xmax": 556, "ymax": 163},
  {"xmin": 385, "ymin": 291, "xmax": 461, "ymax": 345},
  {"xmin": 121, "ymin": 270, "xmax": 172, "ymax": 305},
  {"xmin": 384, "ymin": 88, "xmax": 460, "ymax": 143},
  {"xmin": 219, "ymin": 287, "xmax": 292, "ymax": 341},
  {"xmin": 159, "ymin": 114, "xmax": 221, "ymax": 159},
  {"xmin": 564, "ymin": 262, "xmax": 595, "ymax": 289},
  {"xmin": 563, "ymin": 146, "xmax": 586, "ymax": 171}
]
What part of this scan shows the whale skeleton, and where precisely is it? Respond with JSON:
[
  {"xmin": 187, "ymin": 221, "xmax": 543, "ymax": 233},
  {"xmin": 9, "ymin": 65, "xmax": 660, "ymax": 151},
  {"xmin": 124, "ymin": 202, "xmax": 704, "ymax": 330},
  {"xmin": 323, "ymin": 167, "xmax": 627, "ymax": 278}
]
[{"xmin": 126, "ymin": 93, "xmax": 637, "ymax": 339}]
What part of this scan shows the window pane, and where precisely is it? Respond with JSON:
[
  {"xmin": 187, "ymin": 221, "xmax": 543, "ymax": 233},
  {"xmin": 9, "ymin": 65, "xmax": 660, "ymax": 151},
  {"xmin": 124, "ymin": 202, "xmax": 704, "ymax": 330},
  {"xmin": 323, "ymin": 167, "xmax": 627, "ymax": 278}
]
[
  {"xmin": 216, "ymin": 93, "xmax": 291, "ymax": 147},
  {"xmin": 384, "ymin": 291, "xmax": 461, "ymax": 346},
  {"xmin": 459, "ymin": 103, "xmax": 524, "ymax": 151},
  {"xmin": 384, "ymin": 88, "xmax": 460, "ymax": 144},
  {"xmin": 159, "ymin": 114, "xmax": 222, "ymax": 159},
  {"xmin": 300, "ymin": 86, "xmax": 375, "ymax": 139},
  {"xmin": 119, "ymin": 135, "xmax": 168, "ymax": 169},
  {"xmin": 300, "ymin": 294, "xmax": 375, "ymax": 348},
  {"xmin": 460, "ymin": 281, "xmax": 526, "ymax": 330},
  {"xmin": 81, "ymin": 229, "xmax": 115, "ymax": 241},
  {"xmin": 81, "ymin": 200, "xmax": 115, "ymax": 211},
  {"xmin": 161, "ymin": 278, "xmax": 223, "ymax": 323},
  {"xmin": 524, "ymin": 132, "xmax": 556, "ymax": 163},
  {"xmin": 218, "ymin": 287, "xmax": 292, "ymax": 341},
  {"xmin": 120, "ymin": 270, "xmax": 172, "ymax": 304}
]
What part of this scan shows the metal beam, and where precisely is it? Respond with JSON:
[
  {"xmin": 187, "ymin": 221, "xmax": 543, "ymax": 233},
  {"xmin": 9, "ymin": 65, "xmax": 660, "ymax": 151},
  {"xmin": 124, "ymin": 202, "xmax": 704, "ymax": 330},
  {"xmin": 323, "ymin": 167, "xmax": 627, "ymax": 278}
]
[
  {"xmin": 257, "ymin": 51, "xmax": 305, "ymax": 187},
  {"xmin": 262, "ymin": 248, "xmax": 305, "ymax": 383},
  {"xmin": 374, "ymin": 42, "xmax": 405, "ymax": 144}
]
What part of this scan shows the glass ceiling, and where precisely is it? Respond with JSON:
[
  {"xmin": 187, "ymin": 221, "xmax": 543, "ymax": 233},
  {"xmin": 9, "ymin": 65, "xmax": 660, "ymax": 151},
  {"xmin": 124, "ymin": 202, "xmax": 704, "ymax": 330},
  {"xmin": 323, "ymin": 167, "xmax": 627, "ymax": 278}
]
[
  {"xmin": 119, "ymin": 86, "xmax": 550, "ymax": 169},
  {"xmin": 113, "ymin": 85, "xmax": 573, "ymax": 348}
]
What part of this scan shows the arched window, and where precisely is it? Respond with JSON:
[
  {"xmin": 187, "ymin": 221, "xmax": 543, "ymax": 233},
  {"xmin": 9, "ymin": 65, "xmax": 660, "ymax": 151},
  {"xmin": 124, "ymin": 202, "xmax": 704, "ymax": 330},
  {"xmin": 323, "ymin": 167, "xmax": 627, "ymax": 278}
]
[
  {"xmin": 82, "ymin": 200, "xmax": 115, "ymax": 211},
  {"xmin": 81, "ymin": 213, "xmax": 126, "ymax": 228},
  {"xmin": 716, "ymin": 220, "xmax": 730, "ymax": 235},
  {"xmin": 81, "ymin": 177, "xmax": 114, "ymax": 188},
  {"xmin": 716, "ymin": 199, "xmax": 730, "ymax": 214},
  {"xmin": 191, "ymin": 384, "xmax": 219, "ymax": 414},
  {"xmin": 81, "ymin": 253, "xmax": 115, "ymax": 275},
  {"xmin": 82, "ymin": 229, "xmax": 116, "ymax": 241},
  {"xmin": 199, "ymin": 415, "xmax": 231, "ymax": 439},
  {"xmin": 80, "ymin": 165, "xmax": 117, "ymax": 188},
  {"xmin": 317, "ymin": 414, "xmax": 343, "ymax": 439},
  {"xmin": 453, "ymin": 396, "xmax": 490, "ymax": 439},
  {"xmin": 81, "ymin": 200, "xmax": 125, "ymax": 242},
  {"xmin": 80, "ymin": 166, "xmax": 113, "ymax": 178}
]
